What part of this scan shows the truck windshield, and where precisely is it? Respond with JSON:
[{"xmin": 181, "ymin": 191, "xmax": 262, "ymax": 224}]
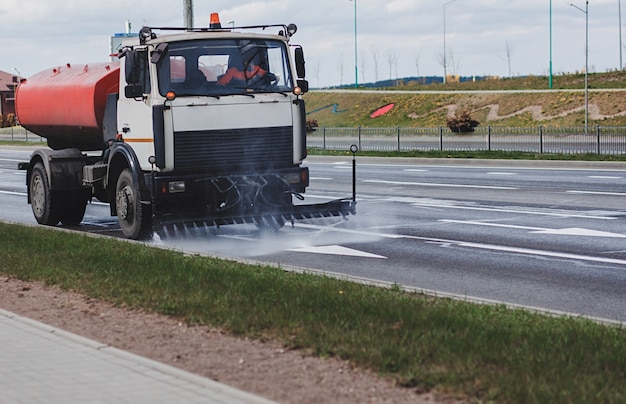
[{"xmin": 156, "ymin": 39, "xmax": 293, "ymax": 97}]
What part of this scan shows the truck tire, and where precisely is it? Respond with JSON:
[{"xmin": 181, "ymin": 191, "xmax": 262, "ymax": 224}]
[
  {"xmin": 59, "ymin": 191, "xmax": 88, "ymax": 226},
  {"xmin": 115, "ymin": 169, "xmax": 152, "ymax": 240},
  {"xmin": 29, "ymin": 162, "xmax": 60, "ymax": 226}
]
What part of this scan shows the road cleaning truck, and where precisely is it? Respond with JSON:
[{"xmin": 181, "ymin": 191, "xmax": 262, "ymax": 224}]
[{"xmin": 16, "ymin": 14, "xmax": 356, "ymax": 239}]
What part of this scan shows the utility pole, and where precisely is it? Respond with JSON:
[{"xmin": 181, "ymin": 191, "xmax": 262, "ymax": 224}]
[
  {"xmin": 349, "ymin": 0, "xmax": 358, "ymax": 88},
  {"xmin": 184, "ymin": 0, "xmax": 194, "ymax": 29}
]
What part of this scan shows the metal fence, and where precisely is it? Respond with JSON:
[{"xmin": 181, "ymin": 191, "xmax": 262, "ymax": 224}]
[
  {"xmin": 308, "ymin": 126, "xmax": 626, "ymax": 155},
  {"xmin": 0, "ymin": 127, "xmax": 45, "ymax": 143},
  {"xmin": 3, "ymin": 125, "xmax": 626, "ymax": 155}
]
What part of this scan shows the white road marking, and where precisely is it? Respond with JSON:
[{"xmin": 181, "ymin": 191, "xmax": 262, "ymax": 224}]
[
  {"xmin": 297, "ymin": 223, "xmax": 626, "ymax": 266},
  {"xmin": 364, "ymin": 179, "xmax": 516, "ymax": 190},
  {"xmin": 403, "ymin": 169, "xmax": 429, "ymax": 172},
  {"xmin": 533, "ymin": 227, "xmax": 626, "ymax": 238},
  {"xmin": 294, "ymin": 223, "xmax": 404, "ymax": 238},
  {"xmin": 567, "ymin": 190, "xmax": 626, "ymax": 196},
  {"xmin": 287, "ymin": 245, "xmax": 386, "ymax": 259},
  {"xmin": 486, "ymin": 172, "xmax": 517, "ymax": 175},
  {"xmin": 397, "ymin": 198, "xmax": 616, "ymax": 219},
  {"xmin": 456, "ymin": 241, "xmax": 626, "ymax": 266},
  {"xmin": 587, "ymin": 176, "xmax": 622, "ymax": 179},
  {"xmin": 0, "ymin": 190, "xmax": 25, "ymax": 196},
  {"xmin": 309, "ymin": 177, "xmax": 333, "ymax": 180},
  {"xmin": 439, "ymin": 220, "xmax": 626, "ymax": 238}
]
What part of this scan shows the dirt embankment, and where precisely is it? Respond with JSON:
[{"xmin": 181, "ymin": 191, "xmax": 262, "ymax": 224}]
[{"xmin": 305, "ymin": 90, "xmax": 626, "ymax": 128}]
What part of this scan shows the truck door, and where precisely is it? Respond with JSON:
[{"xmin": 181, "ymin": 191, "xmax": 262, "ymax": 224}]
[{"xmin": 118, "ymin": 48, "xmax": 156, "ymax": 171}]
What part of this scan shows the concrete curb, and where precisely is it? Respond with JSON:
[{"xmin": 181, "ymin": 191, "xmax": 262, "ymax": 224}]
[{"xmin": 306, "ymin": 155, "xmax": 626, "ymax": 170}]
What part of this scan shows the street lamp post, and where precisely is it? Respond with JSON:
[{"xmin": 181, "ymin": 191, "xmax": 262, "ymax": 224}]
[
  {"xmin": 549, "ymin": 0, "xmax": 553, "ymax": 89},
  {"xmin": 570, "ymin": 1, "xmax": 589, "ymax": 134},
  {"xmin": 443, "ymin": 0, "xmax": 457, "ymax": 84},
  {"xmin": 349, "ymin": 0, "xmax": 358, "ymax": 88},
  {"xmin": 617, "ymin": 0, "xmax": 624, "ymax": 70}
]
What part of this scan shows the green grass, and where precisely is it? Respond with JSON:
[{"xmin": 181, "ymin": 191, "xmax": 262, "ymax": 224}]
[{"xmin": 0, "ymin": 222, "xmax": 624, "ymax": 402}]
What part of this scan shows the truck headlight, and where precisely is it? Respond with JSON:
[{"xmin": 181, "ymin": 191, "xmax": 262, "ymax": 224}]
[
  {"xmin": 168, "ymin": 181, "xmax": 186, "ymax": 193},
  {"xmin": 284, "ymin": 172, "xmax": 302, "ymax": 184}
]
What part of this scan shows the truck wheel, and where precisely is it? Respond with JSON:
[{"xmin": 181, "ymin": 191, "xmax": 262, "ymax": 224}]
[
  {"xmin": 115, "ymin": 169, "xmax": 152, "ymax": 239},
  {"xmin": 59, "ymin": 191, "xmax": 88, "ymax": 226},
  {"xmin": 30, "ymin": 162, "xmax": 60, "ymax": 226}
]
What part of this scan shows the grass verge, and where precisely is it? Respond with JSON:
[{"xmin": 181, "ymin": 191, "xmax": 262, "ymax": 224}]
[{"xmin": 0, "ymin": 222, "xmax": 624, "ymax": 402}]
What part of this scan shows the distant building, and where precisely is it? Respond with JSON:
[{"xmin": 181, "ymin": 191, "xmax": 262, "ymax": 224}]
[
  {"xmin": 110, "ymin": 20, "xmax": 138, "ymax": 60},
  {"xmin": 0, "ymin": 69, "xmax": 20, "ymax": 126}
]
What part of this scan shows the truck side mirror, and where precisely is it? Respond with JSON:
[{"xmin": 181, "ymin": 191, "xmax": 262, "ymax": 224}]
[
  {"xmin": 297, "ymin": 79, "xmax": 309, "ymax": 94},
  {"xmin": 124, "ymin": 84, "xmax": 144, "ymax": 99},
  {"xmin": 295, "ymin": 47, "xmax": 306, "ymax": 79}
]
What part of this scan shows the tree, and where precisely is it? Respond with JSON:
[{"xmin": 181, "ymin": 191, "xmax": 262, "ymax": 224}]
[
  {"xmin": 435, "ymin": 45, "xmax": 460, "ymax": 83},
  {"xmin": 384, "ymin": 48, "xmax": 398, "ymax": 82},
  {"xmin": 371, "ymin": 48, "xmax": 379, "ymax": 83},
  {"xmin": 336, "ymin": 53, "xmax": 344, "ymax": 86},
  {"xmin": 415, "ymin": 53, "xmax": 421, "ymax": 78},
  {"xmin": 499, "ymin": 39, "xmax": 514, "ymax": 77},
  {"xmin": 359, "ymin": 50, "xmax": 368, "ymax": 85},
  {"xmin": 311, "ymin": 60, "xmax": 321, "ymax": 88}
]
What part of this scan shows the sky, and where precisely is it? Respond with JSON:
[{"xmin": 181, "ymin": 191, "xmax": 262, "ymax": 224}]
[{"xmin": 1, "ymin": 0, "xmax": 624, "ymax": 88}]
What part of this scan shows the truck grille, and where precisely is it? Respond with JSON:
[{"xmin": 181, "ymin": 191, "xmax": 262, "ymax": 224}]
[{"xmin": 174, "ymin": 126, "xmax": 293, "ymax": 173}]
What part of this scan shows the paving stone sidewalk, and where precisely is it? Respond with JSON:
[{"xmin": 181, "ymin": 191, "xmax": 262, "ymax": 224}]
[{"xmin": 0, "ymin": 308, "xmax": 275, "ymax": 404}]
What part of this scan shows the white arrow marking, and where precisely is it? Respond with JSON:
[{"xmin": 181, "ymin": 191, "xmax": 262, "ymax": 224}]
[
  {"xmin": 439, "ymin": 220, "xmax": 626, "ymax": 238},
  {"xmin": 288, "ymin": 245, "xmax": 387, "ymax": 259}
]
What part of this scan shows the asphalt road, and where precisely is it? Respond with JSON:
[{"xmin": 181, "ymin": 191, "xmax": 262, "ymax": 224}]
[{"xmin": 1, "ymin": 147, "xmax": 625, "ymax": 323}]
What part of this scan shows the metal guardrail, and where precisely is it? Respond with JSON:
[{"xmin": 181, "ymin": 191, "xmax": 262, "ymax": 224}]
[{"xmin": 308, "ymin": 126, "xmax": 626, "ymax": 155}]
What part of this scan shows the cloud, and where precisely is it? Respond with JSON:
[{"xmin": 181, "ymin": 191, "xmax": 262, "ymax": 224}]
[{"xmin": 1, "ymin": 0, "xmax": 623, "ymax": 86}]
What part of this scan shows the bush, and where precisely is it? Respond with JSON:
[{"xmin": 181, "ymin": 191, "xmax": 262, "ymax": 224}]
[
  {"xmin": 446, "ymin": 110, "xmax": 479, "ymax": 133},
  {"xmin": 306, "ymin": 119, "xmax": 319, "ymax": 132},
  {"xmin": 0, "ymin": 114, "xmax": 3, "ymax": 128},
  {"xmin": 6, "ymin": 113, "xmax": 17, "ymax": 127}
]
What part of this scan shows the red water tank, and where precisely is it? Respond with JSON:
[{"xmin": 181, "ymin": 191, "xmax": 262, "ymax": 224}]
[{"xmin": 16, "ymin": 62, "xmax": 120, "ymax": 151}]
